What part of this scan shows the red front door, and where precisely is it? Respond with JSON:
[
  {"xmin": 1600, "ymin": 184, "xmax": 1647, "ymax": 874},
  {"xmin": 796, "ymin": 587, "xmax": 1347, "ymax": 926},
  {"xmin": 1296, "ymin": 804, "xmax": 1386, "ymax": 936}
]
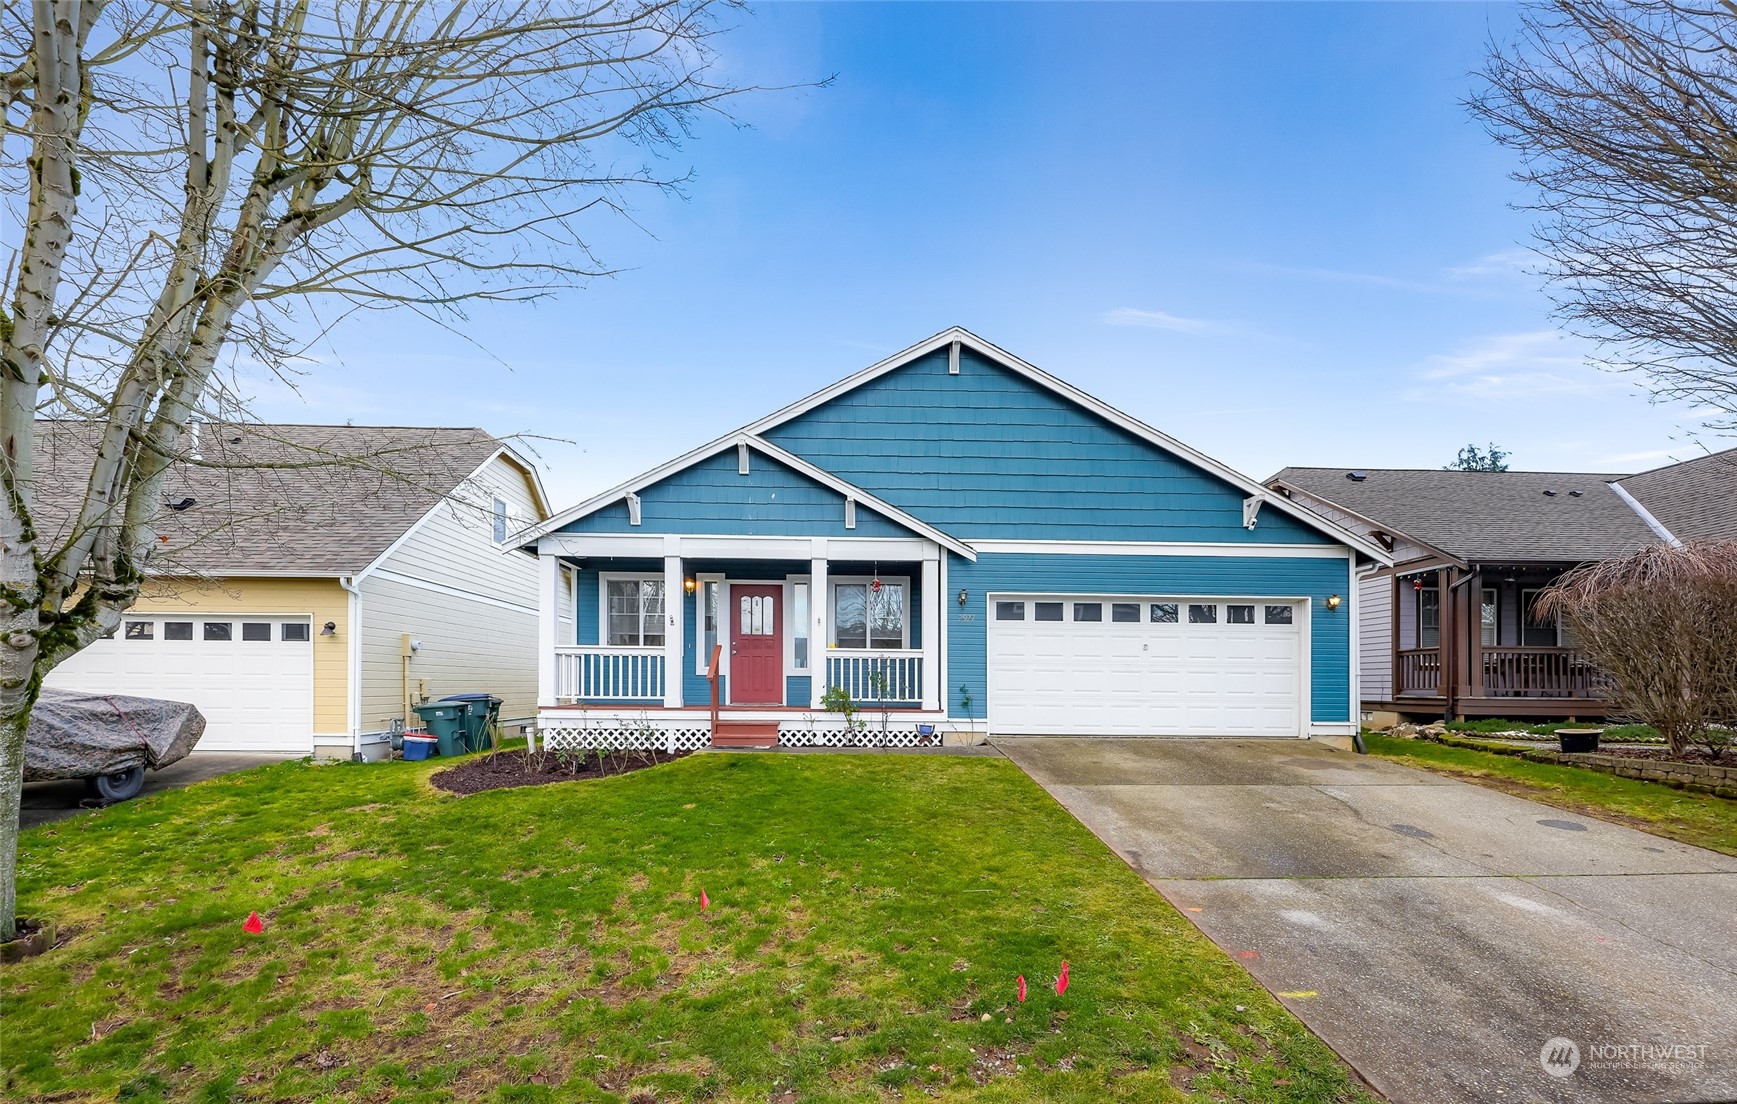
[{"xmin": 730, "ymin": 585, "xmax": 783, "ymax": 704}]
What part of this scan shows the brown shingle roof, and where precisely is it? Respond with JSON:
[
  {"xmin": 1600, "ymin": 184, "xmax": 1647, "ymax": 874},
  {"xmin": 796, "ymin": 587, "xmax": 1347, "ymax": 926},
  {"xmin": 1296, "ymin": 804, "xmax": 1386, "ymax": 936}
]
[
  {"xmin": 1617, "ymin": 447, "xmax": 1737, "ymax": 542},
  {"xmin": 32, "ymin": 421, "xmax": 511, "ymax": 576},
  {"xmin": 1267, "ymin": 466, "xmax": 1660, "ymax": 564}
]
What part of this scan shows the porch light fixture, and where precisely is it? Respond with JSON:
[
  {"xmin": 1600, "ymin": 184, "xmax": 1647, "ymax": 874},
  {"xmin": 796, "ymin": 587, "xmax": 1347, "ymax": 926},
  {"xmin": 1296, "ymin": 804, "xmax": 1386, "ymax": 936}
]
[
  {"xmin": 321, "ymin": 621, "xmax": 337, "ymax": 636},
  {"xmin": 1325, "ymin": 594, "xmax": 1342, "ymax": 611},
  {"xmin": 684, "ymin": 577, "xmax": 696, "ymax": 594},
  {"xmin": 957, "ymin": 589, "xmax": 968, "ymax": 607}
]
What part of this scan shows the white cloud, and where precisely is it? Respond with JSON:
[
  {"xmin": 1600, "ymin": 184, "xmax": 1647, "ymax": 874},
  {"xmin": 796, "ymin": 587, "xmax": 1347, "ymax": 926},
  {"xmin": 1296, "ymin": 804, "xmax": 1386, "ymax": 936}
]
[
  {"xmin": 1406, "ymin": 331, "xmax": 1628, "ymax": 401},
  {"xmin": 1101, "ymin": 307, "xmax": 1230, "ymax": 334},
  {"xmin": 1444, "ymin": 249, "xmax": 1534, "ymax": 281}
]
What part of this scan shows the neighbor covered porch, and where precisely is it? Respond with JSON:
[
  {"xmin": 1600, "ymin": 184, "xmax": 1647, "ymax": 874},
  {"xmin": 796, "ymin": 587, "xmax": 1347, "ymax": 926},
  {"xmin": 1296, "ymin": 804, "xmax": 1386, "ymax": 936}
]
[
  {"xmin": 1383, "ymin": 560, "xmax": 1614, "ymax": 719},
  {"xmin": 533, "ymin": 532, "xmax": 954, "ymax": 746}
]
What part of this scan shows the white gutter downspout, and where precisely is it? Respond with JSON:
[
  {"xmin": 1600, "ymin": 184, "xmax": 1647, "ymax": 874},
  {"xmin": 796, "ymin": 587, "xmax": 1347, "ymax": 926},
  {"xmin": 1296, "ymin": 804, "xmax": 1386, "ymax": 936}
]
[
  {"xmin": 340, "ymin": 575, "xmax": 364, "ymax": 758},
  {"xmin": 1352, "ymin": 560, "xmax": 1381, "ymax": 754},
  {"xmin": 1607, "ymin": 481, "xmax": 1684, "ymax": 548}
]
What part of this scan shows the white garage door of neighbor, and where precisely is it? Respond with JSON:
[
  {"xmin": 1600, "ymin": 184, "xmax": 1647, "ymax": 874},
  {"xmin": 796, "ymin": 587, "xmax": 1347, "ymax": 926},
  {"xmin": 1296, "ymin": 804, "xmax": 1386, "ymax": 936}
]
[
  {"xmin": 44, "ymin": 614, "xmax": 316, "ymax": 753},
  {"xmin": 987, "ymin": 596, "xmax": 1304, "ymax": 737}
]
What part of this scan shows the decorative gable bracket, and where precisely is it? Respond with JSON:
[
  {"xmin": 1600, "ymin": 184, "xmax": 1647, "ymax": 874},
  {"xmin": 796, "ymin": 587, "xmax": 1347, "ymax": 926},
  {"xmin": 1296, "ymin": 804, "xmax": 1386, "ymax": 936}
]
[{"xmin": 1242, "ymin": 495, "xmax": 1263, "ymax": 531}]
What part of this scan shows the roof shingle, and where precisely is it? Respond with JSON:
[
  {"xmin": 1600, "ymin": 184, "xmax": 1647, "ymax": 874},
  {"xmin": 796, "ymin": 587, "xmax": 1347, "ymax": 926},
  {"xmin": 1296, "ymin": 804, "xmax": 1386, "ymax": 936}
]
[{"xmin": 1616, "ymin": 447, "xmax": 1737, "ymax": 542}]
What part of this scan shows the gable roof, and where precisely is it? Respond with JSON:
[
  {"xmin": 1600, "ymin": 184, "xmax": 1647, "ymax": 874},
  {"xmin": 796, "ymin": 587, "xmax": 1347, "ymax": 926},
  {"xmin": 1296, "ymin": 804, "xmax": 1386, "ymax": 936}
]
[
  {"xmin": 32, "ymin": 421, "xmax": 546, "ymax": 577},
  {"xmin": 521, "ymin": 431, "xmax": 978, "ymax": 560},
  {"xmin": 1616, "ymin": 447, "xmax": 1737, "ymax": 542},
  {"xmin": 1268, "ymin": 466, "xmax": 1660, "ymax": 564},
  {"xmin": 522, "ymin": 328, "xmax": 1391, "ymax": 563}
]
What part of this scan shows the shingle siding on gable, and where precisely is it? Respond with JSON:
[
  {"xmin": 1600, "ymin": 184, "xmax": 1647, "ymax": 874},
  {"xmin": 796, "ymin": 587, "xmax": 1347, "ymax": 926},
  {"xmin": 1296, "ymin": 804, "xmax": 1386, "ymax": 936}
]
[
  {"xmin": 553, "ymin": 449, "xmax": 908, "ymax": 538},
  {"xmin": 762, "ymin": 347, "xmax": 1329, "ymax": 543}
]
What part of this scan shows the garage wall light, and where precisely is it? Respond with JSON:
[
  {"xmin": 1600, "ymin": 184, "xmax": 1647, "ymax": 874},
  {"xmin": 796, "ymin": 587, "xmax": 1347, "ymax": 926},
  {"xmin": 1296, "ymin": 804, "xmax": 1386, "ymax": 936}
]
[
  {"xmin": 957, "ymin": 589, "xmax": 968, "ymax": 607},
  {"xmin": 1325, "ymin": 595, "xmax": 1342, "ymax": 611},
  {"xmin": 321, "ymin": 621, "xmax": 337, "ymax": 635}
]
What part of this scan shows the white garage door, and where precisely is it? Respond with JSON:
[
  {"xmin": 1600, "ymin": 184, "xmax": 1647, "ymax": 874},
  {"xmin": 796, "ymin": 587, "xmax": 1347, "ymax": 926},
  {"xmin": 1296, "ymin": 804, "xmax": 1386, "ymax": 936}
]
[
  {"xmin": 987, "ymin": 596, "xmax": 1303, "ymax": 737},
  {"xmin": 45, "ymin": 614, "xmax": 315, "ymax": 753}
]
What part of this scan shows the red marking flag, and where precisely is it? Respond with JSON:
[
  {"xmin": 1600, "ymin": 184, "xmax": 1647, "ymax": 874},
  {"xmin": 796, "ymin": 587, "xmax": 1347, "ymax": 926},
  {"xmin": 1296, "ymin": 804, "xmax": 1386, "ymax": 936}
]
[
  {"xmin": 243, "ymin": 911, "xmax": 264, "ymax": 934},
  {"xmin": 1055, "ymin": 962, "xmax": 1069, "ymax": 996},
  {"xmin": 700, "ymin": 889, "xmax": 710, "ymax": 911},
  {"xmin": 1017, "ymin": 975, "xmax": 1027, "ymax": 1003}
]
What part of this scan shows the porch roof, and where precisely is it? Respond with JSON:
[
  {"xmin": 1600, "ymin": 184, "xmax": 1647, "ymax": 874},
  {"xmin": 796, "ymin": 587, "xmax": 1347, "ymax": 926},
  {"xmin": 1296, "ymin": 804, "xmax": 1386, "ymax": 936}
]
[{"xmin": 516, "ymin": 432, "xmax": 976, "ymax": 560}]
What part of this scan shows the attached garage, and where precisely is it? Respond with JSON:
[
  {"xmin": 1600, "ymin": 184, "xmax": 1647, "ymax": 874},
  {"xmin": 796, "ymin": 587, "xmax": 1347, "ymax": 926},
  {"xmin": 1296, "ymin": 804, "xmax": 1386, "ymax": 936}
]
[
  {"xmin": 986, "ymin": 595, "xmax": 1306, "ymax": 737},
  {"xmin": 46, "ymin": 614, "xmax": 316, "ymax": 754}
]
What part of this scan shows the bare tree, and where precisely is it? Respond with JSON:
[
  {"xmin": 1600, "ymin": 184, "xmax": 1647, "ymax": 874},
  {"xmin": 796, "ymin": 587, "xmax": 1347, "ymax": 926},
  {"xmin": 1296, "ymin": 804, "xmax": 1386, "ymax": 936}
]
[
  {"xmin": 0, "ymin": 0, "xmax": 753, "ymax": 940},
  {"xmin": 1535, "ymin": 540, "xmax": 1737, "ymax": 757},
  {"xmin": 1471, "ymin": 0, "xmax": 1737, "ymax": 432}
]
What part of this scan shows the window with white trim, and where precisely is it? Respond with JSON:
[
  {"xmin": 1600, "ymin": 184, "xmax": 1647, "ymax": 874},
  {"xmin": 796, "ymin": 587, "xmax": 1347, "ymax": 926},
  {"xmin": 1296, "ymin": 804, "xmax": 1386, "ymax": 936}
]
[
  {"xmin": 491, "ymin": 497, "xmax": 509, "ymax": 544},
  {"xmin": 606, "ymin": 578, "xmax": 665, "ymax": 647},
  {"xmin": 833, "ymin": 581, "xmax": 905, "ymax": 650},
  {"xmin": 1418, "ymin": 587, "xmax": 1440, "ymax": 648},
  {"xmin": 1481, "ymin": 587, "xmax": 1498, "ymax": 647},
  {"xmin": 695, "ymin": 579, "xmax": 721, "ymax": 672}
]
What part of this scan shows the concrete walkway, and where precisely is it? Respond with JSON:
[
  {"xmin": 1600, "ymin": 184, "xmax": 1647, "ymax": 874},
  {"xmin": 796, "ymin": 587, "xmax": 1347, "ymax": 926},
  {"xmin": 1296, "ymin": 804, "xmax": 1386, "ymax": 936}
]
[
  {"xmin": 998, "ymin": 737, "xmax": 1737, "ymax": 1104},
  {"xmin": 19, "ymin": 753, "xmax": 294, "ymax": 830}
]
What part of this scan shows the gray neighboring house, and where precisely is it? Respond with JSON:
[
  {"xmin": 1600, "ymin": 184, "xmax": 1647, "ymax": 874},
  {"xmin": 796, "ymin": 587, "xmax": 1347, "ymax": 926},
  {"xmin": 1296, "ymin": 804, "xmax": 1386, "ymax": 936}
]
[{"xmin": 1267, "ymin": 447, "xmax": 1736, "ymax": 721}]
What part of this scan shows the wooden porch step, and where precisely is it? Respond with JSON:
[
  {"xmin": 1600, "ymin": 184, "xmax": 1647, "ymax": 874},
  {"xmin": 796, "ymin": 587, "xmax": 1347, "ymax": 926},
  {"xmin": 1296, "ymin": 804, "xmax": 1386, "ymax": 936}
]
[{"xmin": 711, "ymin": 720, "xmax": 780, "ymax": 748}]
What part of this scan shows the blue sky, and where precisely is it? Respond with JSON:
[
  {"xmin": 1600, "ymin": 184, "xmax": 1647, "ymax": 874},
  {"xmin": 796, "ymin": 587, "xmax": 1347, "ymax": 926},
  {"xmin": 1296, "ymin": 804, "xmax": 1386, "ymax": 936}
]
[{"xmin": 259, "ymin": 2, "xmax": 1721, "ymax": 505}]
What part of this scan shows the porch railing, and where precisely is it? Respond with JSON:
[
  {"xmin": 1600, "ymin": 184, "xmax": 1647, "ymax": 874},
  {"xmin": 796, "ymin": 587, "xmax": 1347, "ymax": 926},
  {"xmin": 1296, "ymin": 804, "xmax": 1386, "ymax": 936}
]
[
  {"xmin": 556, "ymin": 646, "xmax": 665, "ymax": 701},
  {"xmin": 1482, "ymin": 647, "xmax": 1611, "ymax": 698},
  {"xmin": 826, "ymin": 650, "xmax": 924, "ymax": 703},
  {"xmin": 1397, "ymin": 647, "xmax": 1441, "ymax": 694}
]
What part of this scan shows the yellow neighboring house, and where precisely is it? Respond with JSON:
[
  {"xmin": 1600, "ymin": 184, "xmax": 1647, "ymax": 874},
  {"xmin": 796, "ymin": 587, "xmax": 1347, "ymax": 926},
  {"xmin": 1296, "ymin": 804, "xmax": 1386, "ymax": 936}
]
[{"xmin": 36, "ymin": 422, "xmax": 550, "ymax": 759}]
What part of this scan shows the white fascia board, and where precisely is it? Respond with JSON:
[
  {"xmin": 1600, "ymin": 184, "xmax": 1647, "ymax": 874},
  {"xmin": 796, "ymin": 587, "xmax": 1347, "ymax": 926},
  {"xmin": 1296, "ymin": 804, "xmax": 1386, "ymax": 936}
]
[
  {"xmin": 966, "ymin": 539, "xmax": 1352, "ymax": 558},
  {"xmin": 735, "ymin": 327, "xmax": 1393, "ymax": 566},
  {"xmin": 537, "ymin": 532, "xmax": 939, "ymax": 562}
]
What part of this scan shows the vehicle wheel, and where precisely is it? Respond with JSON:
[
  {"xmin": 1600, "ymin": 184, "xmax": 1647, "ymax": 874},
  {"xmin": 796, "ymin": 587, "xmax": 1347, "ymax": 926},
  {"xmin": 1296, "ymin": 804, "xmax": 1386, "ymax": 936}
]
[{"xmin": 88, "ymin": 765, "xmax": 146, "ymax": 803}]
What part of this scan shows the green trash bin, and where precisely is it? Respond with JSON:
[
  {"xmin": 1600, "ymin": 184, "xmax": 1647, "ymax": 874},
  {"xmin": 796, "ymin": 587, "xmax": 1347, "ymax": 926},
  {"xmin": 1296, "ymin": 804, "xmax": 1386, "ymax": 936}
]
[
  {"xmin": 441, "ymin": 694, "xmax": 502, "ymax": 752},
  {"xmin": 412, "ymin": 700, "xmax": 468, "ymax": 757}
]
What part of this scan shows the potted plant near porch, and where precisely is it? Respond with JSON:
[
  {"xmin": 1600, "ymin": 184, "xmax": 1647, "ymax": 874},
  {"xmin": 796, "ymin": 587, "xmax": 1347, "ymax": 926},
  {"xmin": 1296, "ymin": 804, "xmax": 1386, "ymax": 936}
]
[{"xmin": 1555, "ymin": 725, "xmax": 1603, "ymax": 754}]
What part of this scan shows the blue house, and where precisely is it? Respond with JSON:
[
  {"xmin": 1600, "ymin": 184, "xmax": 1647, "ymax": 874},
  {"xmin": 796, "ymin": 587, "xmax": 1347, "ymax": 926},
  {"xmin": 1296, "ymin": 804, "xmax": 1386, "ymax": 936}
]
[{"xmin": 517, "ymin": 329, "xmax": 1389, "ymax": 748}]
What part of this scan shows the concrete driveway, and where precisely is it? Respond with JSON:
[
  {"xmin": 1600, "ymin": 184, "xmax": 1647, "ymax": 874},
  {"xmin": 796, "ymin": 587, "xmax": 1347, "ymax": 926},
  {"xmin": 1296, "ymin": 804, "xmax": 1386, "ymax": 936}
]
[
  {"xmin": 19, "ymin": 753, "xmax": 293, "ymax": 830},
  {"xmin": 999, "ymin": 737, "xmax": 1737, "ymax": 1104}
]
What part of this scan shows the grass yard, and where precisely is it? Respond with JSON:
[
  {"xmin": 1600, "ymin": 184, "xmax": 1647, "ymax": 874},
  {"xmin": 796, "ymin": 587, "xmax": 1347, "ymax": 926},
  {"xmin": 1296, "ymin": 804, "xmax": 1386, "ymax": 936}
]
[
  {"xmin": 1365, "ymin": 734, "xmax": 1737, "ymax": 856},
  {"xmin": 5, "ymin": 752, "xmax": 1371, "ymax": 1104}
]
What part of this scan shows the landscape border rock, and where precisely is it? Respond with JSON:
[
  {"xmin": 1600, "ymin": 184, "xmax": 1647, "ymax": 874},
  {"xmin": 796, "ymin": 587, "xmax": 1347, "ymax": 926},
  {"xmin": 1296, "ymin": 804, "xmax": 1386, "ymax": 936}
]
[{"xmin": 1429, "ymin": 733, "xmax": 1736, "ymax": 800}]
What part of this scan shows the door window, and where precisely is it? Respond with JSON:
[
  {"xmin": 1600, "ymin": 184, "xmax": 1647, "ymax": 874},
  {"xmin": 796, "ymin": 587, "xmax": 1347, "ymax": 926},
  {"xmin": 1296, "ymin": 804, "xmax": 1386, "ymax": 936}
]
[{"xmin": 739, "ymin": 594, "xmax": 775, "ymax": 636}]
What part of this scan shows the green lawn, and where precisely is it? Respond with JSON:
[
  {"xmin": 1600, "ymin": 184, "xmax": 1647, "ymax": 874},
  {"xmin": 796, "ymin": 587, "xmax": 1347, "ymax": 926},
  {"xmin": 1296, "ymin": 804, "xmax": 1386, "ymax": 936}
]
[
  {"xmin": 6, "ymin": 753, "xmax": 1370, "ymax": 1103},
  {"xmin": 1365, "ymin": 734, "xmax": 1737, "ymax": 856}
]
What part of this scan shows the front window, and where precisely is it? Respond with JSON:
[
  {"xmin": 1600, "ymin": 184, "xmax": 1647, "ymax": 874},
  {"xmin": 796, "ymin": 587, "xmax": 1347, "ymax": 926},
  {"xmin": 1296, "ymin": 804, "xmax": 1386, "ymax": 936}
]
[
  {"xmin": 1521, "ymin": 588, "xmax": 1557, "ymax": 647},
  {"xmin": 1481, "ymin": 588, "xmax": 1498, "ymax": 646},
  {"xmin": 698, "ymin": 580, "xmax": 720, "ymax": 671},
  {"xmin": 834, "ymin": 581, "xmax": 904, "ymax": 649},
  {"xmin": 491, "ymin": 497, "xmax": 508, "ymax": 544},
  {"xmin": 1418, "ymin": 587, "xmax": 1440, "ymax": 647},
  {"xmin": 607, "ymin": 578, "xmax": 665, "ymax": 647}
]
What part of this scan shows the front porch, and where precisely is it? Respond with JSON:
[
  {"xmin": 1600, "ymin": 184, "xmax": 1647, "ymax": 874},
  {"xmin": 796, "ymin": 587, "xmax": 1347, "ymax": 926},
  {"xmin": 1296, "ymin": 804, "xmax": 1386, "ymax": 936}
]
[
  {"xmin": 534, "ymin": 532, "xmax": 957, "ymax": 745},
  {"xmin": 1385, "ymin": 561, "xmax": 1615, "ymax": 719}
]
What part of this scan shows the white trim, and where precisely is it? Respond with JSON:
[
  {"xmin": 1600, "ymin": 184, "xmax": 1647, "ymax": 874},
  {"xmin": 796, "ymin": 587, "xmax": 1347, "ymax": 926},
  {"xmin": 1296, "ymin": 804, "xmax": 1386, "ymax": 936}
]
[
  {"xmin": 844, "ymin": 497, "xmax": 856, "ymax": 530},
  {"xmin": 339, "ymin": 576, "xmax": 363, "ymax": 747},
  {"xmin": 921, "ymin": 556, "xmax": 940, "ymax": 711},
  {"xmin": 1607, "ymin": 479, "xmax": 1683, "ymax": 547},
  {"xmin": 938, "ymin": 552, "xmax": 951, "ymax": 720},
  {"xmin": 516, "ymin": 433, "xmax": 976, "ymax": 560},
  {"xmin": 948, "ymin": 340, "xmax": 961, "ymax": 375},
  {"xmin": 693, "ymin": 573, "xmax": 725, "ymax": 676},
  {"xmin": 828, "ymin": 575, "xmax": 913, "ymax": 649},
  {"xmin": 1242, "ymin": 495, "xmax": 1262, "ymax": 531},
  {"xmin": 663, "ymin": 555, "xmax": 683, "ymax": 708},
  {"xmin": 1309, "ymin": 722, "xmax": 1359, "ymax": 737},
  {"xmin": 367, "ymin": 567, "xmax": 539, "ymax": 615},
  {"xmin": 537, "ymin": 532, "xmax": 942, "ymax": 562},
  {"xmin": 964, "ymin": 539, "xmax": 1353, "ymax": 559},
  {"xmin": 538, "ymin": 554, "xmax": 559, "ymax": 707},
  {"xmin": 810, "ymin": 557, "xmax": 828, "ymax": 708},
  {"xmin": 738, "ymin": 441, "xmax": 751, "ymax": 475},
  {"xmin": 783, "ymin": 575, "xmax": 813, "ymax": 679}
]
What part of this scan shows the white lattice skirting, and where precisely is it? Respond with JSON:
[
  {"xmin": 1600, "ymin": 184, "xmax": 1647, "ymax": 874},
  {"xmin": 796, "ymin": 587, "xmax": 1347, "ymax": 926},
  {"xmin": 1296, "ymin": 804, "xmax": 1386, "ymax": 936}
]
[{"xmin": 537, "ymin": 720, "xmax": 947, "ymax": 751}]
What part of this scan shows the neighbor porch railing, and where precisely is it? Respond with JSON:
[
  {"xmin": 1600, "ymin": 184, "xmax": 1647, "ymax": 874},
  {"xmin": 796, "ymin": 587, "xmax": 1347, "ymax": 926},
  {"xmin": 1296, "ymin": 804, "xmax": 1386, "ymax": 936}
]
[
  {"xmin": 1397, "ymin": 647, "xmax": 1442, "ymax": 694},
  {"xmin": 1481, "ymin": 647, "xmax": 1612, "ymax": 698},
  {"xmin": 826, "ymin": 650, "xmax": 924, "ymax": 703},
  {"xmin": 555, "ymin": 646, "xmax": 665, "ymax": 701}
]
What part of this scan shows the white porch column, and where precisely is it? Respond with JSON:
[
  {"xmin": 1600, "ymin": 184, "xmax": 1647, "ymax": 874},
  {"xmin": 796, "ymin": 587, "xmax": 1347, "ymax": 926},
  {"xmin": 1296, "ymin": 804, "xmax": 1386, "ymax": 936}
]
[
  {"xmin": 664, "ymin": 548, "xmax": 684, "ymax": 708},
  {"xmin": 536, "ymin": 549, "xmax": 558, "ymax": 708},
  {"xmin": 810, "ymin": 551, "xmax": 829, "ymax": 708},
  {"xmin": 921, "ymin": 552, "xmax": 940, "ymax": 711}
]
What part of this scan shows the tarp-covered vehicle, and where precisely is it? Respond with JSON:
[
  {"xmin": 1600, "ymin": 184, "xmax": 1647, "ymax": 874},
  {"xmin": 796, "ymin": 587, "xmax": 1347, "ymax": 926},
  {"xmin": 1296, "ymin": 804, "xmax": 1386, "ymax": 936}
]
[{"xmin": 22, "ymin": 690, "xmax": 206, "ymax": 803}]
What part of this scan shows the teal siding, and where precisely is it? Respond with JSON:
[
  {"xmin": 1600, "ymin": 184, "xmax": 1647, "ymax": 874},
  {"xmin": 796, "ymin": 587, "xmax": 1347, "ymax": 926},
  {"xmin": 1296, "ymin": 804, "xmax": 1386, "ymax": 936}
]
[
  {"xmin": 945, "ymin": 551, "xmax": 1353, "ymax": 725},
  {"xmin": 555, "ymin": 449, "xmax": 909, "ymax": 538},
  {"xmin": 786, "ymin": 675, "xmax": 811, "ymax": 705},
  {"xmin": 762, "ymin": 347, "xmax": 1329, "ymax": 543}
]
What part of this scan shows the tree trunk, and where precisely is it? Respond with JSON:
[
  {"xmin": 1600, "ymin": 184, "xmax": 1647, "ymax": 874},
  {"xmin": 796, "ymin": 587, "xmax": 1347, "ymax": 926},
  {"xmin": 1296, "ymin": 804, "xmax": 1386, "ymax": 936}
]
[{"xmin": 0, "ymin": 696, "xmax": 34, "ymax": 942}]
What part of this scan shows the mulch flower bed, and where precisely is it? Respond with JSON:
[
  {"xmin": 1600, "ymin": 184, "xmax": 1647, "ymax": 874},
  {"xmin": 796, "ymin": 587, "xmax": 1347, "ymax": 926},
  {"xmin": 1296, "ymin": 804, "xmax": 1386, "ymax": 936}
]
[{"xmin": 430, "ymin": 748, "xmax": 689, "ymax": 795}]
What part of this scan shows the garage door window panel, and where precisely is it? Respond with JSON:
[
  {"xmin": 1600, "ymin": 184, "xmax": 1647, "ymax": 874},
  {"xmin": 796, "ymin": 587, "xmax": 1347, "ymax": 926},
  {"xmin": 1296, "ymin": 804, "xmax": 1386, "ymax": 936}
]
[
  {"xmin": 1111, "ymin": 603, "xmax": 1139, "ymax": 623},
  {"xmin": 1073, "ymin": 602, "xmax": 1102, "ymax": 622},
  {"xmin": 165, "ymin": 622, "xmax": 193, "ymax": 641},
  {"xmin": 1189, "ymin": 604, "xmax": 1217, "ymax": 624},
  {"xmin": 1227, "ymin": 605, "xmax": 1255, "ymax": 624},
  {"xmin": 125, "ymin": 621, "xmax": 153, "ymax": 640},
  {"xmin": 242, "ymin": 622, "xmax": 271, "ymax": 641},
  {"xmin": 995, "ymin": 601, "xmax": 1025, "ymax": 620},
  {"xmin": 1150, "ymin": 603, "xmax": 1178, "ymax": 623},
  {"xmin": 1265, "ymin": 605, "xmax": 1293, "ymax": 625},
  {"xmin": 204, "ymin": 622, "xmax": 233, "ymax": 641},
  {"xmin": 282, "ymin": 622, "xmax": 310, "ymax": 642},
  {"xmin": 1034, "ymin": 602, "xmax": 1063, "ymax": 622}
]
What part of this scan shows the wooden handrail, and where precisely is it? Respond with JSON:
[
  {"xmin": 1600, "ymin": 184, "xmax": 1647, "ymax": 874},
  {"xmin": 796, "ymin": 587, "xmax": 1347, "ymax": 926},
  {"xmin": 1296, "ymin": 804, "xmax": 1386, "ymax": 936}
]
[{"xmin": 706, "ymin": 644, "xmax": 722, "ymax": 736}]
